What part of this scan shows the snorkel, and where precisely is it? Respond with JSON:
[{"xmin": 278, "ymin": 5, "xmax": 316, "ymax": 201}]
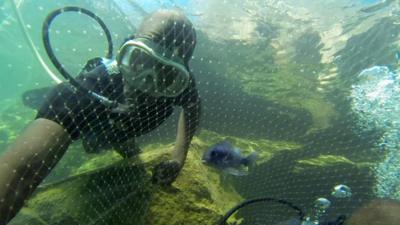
[
  {"xmin": 42, "ymin": 6, "xmax": 118, "ymax": 108},
  {"xmin": 12, "ymin": 2, "xmax": 122, "ymax": 108}
]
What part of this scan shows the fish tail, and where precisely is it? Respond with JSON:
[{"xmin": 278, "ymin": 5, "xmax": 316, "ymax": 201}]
[{"xmin": 242, "ymin": 152, "xmax": 258, "ymax": 167}]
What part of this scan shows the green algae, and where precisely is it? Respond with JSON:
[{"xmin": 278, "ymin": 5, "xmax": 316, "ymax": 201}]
[
  {"xmin": 294, "ymin": 155, "xmax": 356, "ymax": 171},
  {"xmin": 7, "ymin": 129, "xmax": 378, "ymax": 225},
  {"xmin": 11, "ymin": 160, "xmax": 152, "ymax": 225},
  {"xmin": 7, "ymin": 130, "xmax": 300, "ymax": 225},
  {"xmin": 9, "ymin": 131, "xmax": 246, "ymax": 225},
  {"xmin": 73, "ymin": 151, "xmax": 123, "ymax": 175}
]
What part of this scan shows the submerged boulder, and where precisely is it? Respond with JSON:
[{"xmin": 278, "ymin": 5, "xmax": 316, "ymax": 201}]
[
  {"xmin": 10, "ymin": 159, "xmax": 152, "ymax": 225},
  {"xmin": 8, "ymin": 130, "xmax": 376, "ymax": 225},
  {"xmin": 9, "ymin": 131, "xmax": 246, "ymax": 225}
]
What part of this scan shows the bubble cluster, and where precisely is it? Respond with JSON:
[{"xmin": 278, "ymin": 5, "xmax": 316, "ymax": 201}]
[{"xmin": 351, "ymin": 66, "xmax": 400, "ymax": 198}]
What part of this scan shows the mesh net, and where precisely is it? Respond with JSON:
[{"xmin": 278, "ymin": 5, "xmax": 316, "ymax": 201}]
[{"xmin": 1, "ymin": 0, "xmax": 400, "ymax": 225}]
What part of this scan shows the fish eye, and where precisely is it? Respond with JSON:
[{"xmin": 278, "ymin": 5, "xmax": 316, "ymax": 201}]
[{"xmin": 211, "ymin": 151, "xmax": 217, "ymax": 157}]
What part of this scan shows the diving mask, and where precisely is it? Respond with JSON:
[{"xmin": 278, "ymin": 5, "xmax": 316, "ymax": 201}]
[{"xmin": 117, "ymin": 38, "xmax": 190, "ymax": 98}]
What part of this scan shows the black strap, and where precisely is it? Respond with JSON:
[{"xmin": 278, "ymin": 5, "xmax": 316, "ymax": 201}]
[
  {"xmin": 219, "ymin": 197, "xmax": 305, "ymax": 225},
  {"xmin": 42, "ymin": 6, "xmax": 117, "ymax": 108}
]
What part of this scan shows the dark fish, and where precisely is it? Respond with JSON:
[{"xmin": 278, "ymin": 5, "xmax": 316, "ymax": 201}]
[
  {"xmin": 21, "ymin": 86, "xmax": 52, "ymax": 110},
  {"xmin": 202, "ymin": 141, "xmax": 258, "ymax": 176}
]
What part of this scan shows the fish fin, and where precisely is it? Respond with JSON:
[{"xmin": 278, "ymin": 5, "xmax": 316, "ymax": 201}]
[
  {"xmin": 22, "ymin": 86, "xmax": 52, "ymax": 110},
  {"xmin": 233, "ymin": 147, "xmax": 241, "ymax": 154},
  {"xmin": 224, "ymin": 167, "xmax": 249, "ymax": 176},
  {"xmin": 242, "ymin": 152, "xmax": 258, "ymax": 167},
  {"xmin": 219, "ymin": 140, "xmax": 233, "ymax": 149}
]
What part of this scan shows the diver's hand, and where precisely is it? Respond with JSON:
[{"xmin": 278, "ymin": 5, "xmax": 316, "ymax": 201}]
[{"xmin": 152, "ymin": 160, "xmax": 182, "ymax": 186}]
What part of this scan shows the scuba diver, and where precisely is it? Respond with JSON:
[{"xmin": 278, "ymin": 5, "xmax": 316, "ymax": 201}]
[{"xmin": 0, "ymin": 9, "xmax": 201, "ymax": 225}]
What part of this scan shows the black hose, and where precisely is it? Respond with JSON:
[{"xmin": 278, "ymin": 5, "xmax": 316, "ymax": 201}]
[
  {"xmin": 42, "ymin": 6, "xmax": 117, "ymax": 107},
  {"xmin": 219, "ymin": 197, "xmax": 305, "ymax": 225}
]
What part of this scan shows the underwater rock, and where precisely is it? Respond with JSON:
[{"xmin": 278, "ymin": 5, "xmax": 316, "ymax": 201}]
[
  {"xmin": 7, "ymin": 130, "xmax": 377, "ymax": 225},
  {"xmin": 10, "ymin": 159, "xmax": 152, "ymax": 225},
  {"xmin": 9, "ymin": 131, "xmax": 247, "ymax": 225},
  {"xmin": 192, "ymin": 30, "xmax": 335, "ymax": 136}
]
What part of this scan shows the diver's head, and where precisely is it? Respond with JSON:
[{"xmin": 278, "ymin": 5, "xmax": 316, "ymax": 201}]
[
  {"xmin": 117, "ymin": 9, "xmax": 196, "ymax": 99},
  {"xmin": 137, "ymin": 9, "xmax": 197, "ymax": 65}
]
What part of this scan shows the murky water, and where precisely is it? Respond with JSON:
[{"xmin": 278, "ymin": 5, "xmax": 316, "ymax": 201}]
[{"xmin": 1, "ymin": 0, "xmax": 400, "ymax": 225}]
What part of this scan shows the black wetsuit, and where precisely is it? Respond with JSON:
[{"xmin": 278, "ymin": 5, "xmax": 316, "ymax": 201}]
[{"xmin": 36, "ymin": 62, "xmax": 200, "ymax": 151}]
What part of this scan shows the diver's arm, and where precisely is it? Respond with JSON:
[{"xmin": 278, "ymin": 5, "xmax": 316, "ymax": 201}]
[
  {"xmin": 172, "ymin": 99, "xmax": 201, "ymax": 166},
  {"xmin": 0, "ymin": 118, "xmax": 71, "ymax": 225},
  {"xmin": 151, "ymin": 98, "xmax": 201, "ymax": 185}
]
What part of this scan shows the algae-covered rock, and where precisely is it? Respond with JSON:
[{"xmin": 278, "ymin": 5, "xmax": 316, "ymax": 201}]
[
  {"xmin": 8, "ymin": 130, "xmax": 376, "ymax": 225},
  {"xmin": 11, "ymin": 160, "xmax": 152, "ymax": 225},
  {"xmin": 73, "ymin": 151, "xmax": 122, "ymax": 175},
  {"xmin": 9, "ymin": 130, "xmax": 248, "ymax": 225}
]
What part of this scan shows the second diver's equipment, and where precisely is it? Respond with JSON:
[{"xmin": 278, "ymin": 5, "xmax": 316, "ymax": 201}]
[
  {"xmin": 219, "ymin": 184, "xmax": 352, "ymax": 225},
  {"xmin": 218, "ymin": 197, "xmax": 305, "ymax": 225},
  {"xmin": 218, "ymin": 197, "xmax": 346, "ymax": 225}
]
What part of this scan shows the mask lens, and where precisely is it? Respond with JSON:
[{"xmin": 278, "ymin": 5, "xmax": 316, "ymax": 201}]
[
  {"xmin": 155, "ymin": 65, "xmax": 188, "ymax": 96},
  {"xmin": 117, "ymin": 40, "xmax": 190, "ymax": 97}
]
